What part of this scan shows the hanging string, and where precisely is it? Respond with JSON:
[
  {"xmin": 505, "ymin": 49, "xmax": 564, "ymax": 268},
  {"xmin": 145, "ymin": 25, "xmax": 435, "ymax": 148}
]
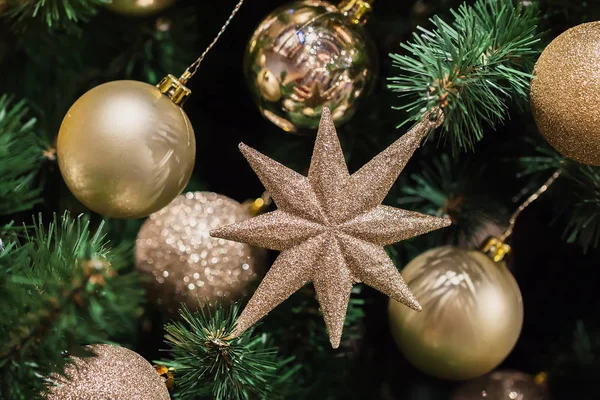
[
  {"xmin": 179, "ymin": 0, "xmax": 246, "ymax": 84},
  {"xmin": 498, "ymin": 169, "xmax": 562, "ymax": 242}
]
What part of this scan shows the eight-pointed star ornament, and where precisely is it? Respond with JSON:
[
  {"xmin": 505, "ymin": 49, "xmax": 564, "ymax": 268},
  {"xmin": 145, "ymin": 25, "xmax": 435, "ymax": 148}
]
[{"xmin": 211, "ymin": 107, "xmax": 450, "ymax": 348}]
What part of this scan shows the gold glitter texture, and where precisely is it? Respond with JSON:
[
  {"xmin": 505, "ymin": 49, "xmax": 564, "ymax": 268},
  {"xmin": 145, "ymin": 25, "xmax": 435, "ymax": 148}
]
[
  {"xmin": 47, "ymin": 344, "xmax": 170, "ymax": 400},
  {"xmin": 136, "ymin": 192, "xmax": 266, "ymax": 314},
  {"xmin": 530, "ymin": 22, "xmax": 600, "ymax": 166},
  {"xmin": 211, "ymin": 107, "xmax": 450, "ymax": 348}
]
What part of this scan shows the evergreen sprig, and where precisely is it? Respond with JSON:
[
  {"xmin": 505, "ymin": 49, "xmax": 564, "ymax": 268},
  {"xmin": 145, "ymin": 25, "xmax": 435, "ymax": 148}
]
[
  {"xmin": 8, "ymin": 0, "xmax": 108, "ymax": 30},
  {"xmin": 0, "ymin": 213, "xmax": 143, "ymax": 400},
  {"xmin": 0, "ymin": 95, "xmax": 48, "ymax": 216},
  {"xmin": 395, "ymin": 152, "xmax": 507, "ymax": 254},
  {"xmin": 388, "ymin": 0, "xmax": 540, "ymax": 151},
  {"xmin": 559, "ymin": 163, "xmax": 600, "ymax": 251},
  {"xmin": 161, "ymin": 304, "xmax": 299, "ymax": 400}
]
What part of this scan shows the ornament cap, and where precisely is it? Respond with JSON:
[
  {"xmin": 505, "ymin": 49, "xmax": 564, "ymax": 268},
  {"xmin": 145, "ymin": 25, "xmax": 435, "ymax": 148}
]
[
  {"xmin": 157, "ymin": 74, "xmax": 191, "ymax": 106},
  {"xmin": 480, "ymin": 236, "xmax": 511, "ymax": 263},
  {"xmin": 338, "ymin": 0, "xmax": 373, "ymax": 24}
]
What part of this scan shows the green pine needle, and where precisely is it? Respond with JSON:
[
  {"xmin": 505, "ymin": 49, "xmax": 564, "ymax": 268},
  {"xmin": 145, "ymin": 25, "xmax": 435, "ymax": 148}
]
[
  {"xmin": 0, "ymin": 212, "xmax": 143, "ymax": 399},
  {"xmin": 160, "ymin": 303, "xmax": 298, "ymax": 400},
  {"xmin": 388, "ymin": 0, "xmax": 540, "ymax": 151},
  {"xmin": 8, "ymin": 0, "xmax": 109, "ymax": 30},
  {"xmin": 0, "ymin": 95, "xmax": 48, "ymax": 216}
]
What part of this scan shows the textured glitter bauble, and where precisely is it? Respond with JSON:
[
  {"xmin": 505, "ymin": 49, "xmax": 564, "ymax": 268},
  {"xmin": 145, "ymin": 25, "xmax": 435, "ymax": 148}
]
[
  {"xmin": 388, "ymin": 246, "xmax": 523, "ymax": 380},
  {"xmin": 136, "ymin": 192, "xmax": 267, "ymax": 315},
  {"xmin": 244, "ymin": 0, "xmax": 377, "ymax": 133},
  {"xmin": 47, "ymin": 344, "xmax": 171, "ymax": 400},
  {"xmin": 106, "ymin": 0, "xmax": 176, "ymax": 16},
  {"xmin": 530, "ymin": 22, "xmax": 600, "ymax": 166},
  {"xmin": 58, "ymin": 80, "xmax": 195, "ymax": 219},
  {"xmin": 452, "ymin": 370, "xmax": 549, "ymax": 400}
]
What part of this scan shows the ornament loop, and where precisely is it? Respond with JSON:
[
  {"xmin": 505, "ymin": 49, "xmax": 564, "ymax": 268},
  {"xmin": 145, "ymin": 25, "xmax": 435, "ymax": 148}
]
[
  {"xmin": 480, "ymin": 237, "xmax": 512, "ymax": 263},
  {"xmin": 338, "ymin": 0, "xmax": 373, "ymax": 25},
  {"xmin": 157, "ymin": 74, "xmax": 192, "ymax": 106}
]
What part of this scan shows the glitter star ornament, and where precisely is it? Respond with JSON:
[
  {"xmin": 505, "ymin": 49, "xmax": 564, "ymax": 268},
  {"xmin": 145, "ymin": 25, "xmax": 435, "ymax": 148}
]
[{"xmin": 211, "ymin": 108, "xmax": 450, "ymax": 348}]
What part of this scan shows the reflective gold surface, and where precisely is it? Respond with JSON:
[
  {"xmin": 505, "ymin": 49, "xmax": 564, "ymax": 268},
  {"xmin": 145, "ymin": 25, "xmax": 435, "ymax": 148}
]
[
  {"xmin": 389, "ymin": 246, "xmax": 523, "ymax": 380},
  {"xmin": 452, "ymin": 370, "xmax": 549, "ymax": 400},
  {"xmin": 530, "ymin": 22, "xmax": 600, "ymax": 166},
  {"xmin": 58, "ymin": 80, "xmax": 195, "ymax": 219},
  {"xmin": 106, "ymin": 0, "xmax": 176, "ymax": 16},
  {"xmin": 136, "ymin": 192, "xmax": 266, "ymax": 315},
  {"xmin": 244, "ymin": 0, "xmax": 377, "ymax": 132}
]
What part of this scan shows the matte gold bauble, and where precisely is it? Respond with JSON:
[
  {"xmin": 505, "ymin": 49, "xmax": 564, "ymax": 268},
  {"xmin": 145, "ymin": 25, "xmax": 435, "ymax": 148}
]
[
  {"xmin": 58, "ymin": 80, "xmax": 195, "ymax": 219},
  {"xmin": 136, "ymin": 192, "xmax": 267, "ymax": 315},
  {"xmin": 452, "ymin": 370, "xmax": 549, "ymax": 400},
  {"xmin": 47, "ymin": 344, "xmax": 171, "ymax": 400},
  {"xmin": 389, "ymin": 246, "xmax": 523, "ymax": 380},
  {"xmin": 106, "ymin": 0, "xmax": 176, "ymax": 16},
  {"xmin": 244, "ymin": 0, "xmax": 377, "ymax": 133},
  {"xmin": 530, "ymin": 22, "xmax": 600, "ymax": 166}
]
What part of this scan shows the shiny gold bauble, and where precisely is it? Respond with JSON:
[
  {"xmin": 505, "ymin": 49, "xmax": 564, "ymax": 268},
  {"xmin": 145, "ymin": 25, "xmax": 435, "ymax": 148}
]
[
  {"xmin": 47, "ymin": 344, "xmax": 171, "ymax": 400},
  {"xmin": 452, "ymin": 370, "xmax": 549, "ymax": 400},
  {"xmin": 58, "ymin": 80, "xmax": 195, "ymax": 219},
  {"xmin": 106, "ymin": 0, "xmax": 176, "ymax": 16},
  {"xmin": 530, "ymin": 22, "xmax": 600, "ymax": 166},
  {"xmin": 244, "ymin": 0, "xmax": 377, "ymax": 133},
  {"xmin": 389, "ymin": 246, "xmax": 523, "ymax": 380},
  {"xmin": 135, "ymin": 192, "xmax": 267, "ymax": 315}
]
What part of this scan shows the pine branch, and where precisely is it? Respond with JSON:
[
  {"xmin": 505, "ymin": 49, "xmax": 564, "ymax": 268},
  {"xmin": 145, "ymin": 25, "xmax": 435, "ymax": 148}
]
[
  {"xmin": 395, "ymin": 152, "xmax": 508, "ymax": 253},
  {"xmin": 259, "ymin": 286, "xmax": 365, "ymax": 399},
  {"xmin": 519, "ymin": 145, "xmax": 600, "ymax": 251},
  {"xmin": 0, "ymin": 212, "xmax": 143, "ymax": 400},
  {"xmin": 0, "ymin": 95, "xmax": 49, "ymax": 216},
  {"xmin": 7, "ymin": 0, "xmax": 108, "ymax": 31},
  {"xmin": 388, "ymin": 0, "xmax": 540, "ymax": 151},
  {"xmin": 160, "ymin": 303, "xmax": 299, "ymax": 400}
]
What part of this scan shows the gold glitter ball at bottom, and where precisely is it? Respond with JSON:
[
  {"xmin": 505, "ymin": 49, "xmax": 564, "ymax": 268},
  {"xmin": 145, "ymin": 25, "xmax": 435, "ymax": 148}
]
[
  {"xmin": 530, "ymin": 22, "xmax": 600, "ymax": 166},
  {"xmin": 46, "ymin": 344, "xmax": 170, "ymax": 400},
  {"xmin": 136, "ymin": 192, "xmax": 267, "ymax": 314}
]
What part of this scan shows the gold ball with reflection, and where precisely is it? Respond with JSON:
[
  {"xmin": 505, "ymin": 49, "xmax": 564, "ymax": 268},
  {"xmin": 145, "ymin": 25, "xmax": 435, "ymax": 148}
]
[
  {"xmin": 135, "ymin": 192, "xmax": 267, "ymax": 315},
  {"xmin": 530, "ymin": 22, "xmax": 600, "ymax": 165},
  {"xmin": 58, "ymin": 80, "xmax": 195, "ymax": 219},
  {"xmin": 47, "ymin": 344, "xmax": 170, "ymax": 400},
  {"xmin": 244, "ymin": 0, "xmax": 377, "ymax": 133},
  {"xmin": 106, "ymin": 0, "xmax": 176, "ymax": 16},
  {"xmin": 389, "ymin": 246, "xmax": 523, "ymax": 380}
]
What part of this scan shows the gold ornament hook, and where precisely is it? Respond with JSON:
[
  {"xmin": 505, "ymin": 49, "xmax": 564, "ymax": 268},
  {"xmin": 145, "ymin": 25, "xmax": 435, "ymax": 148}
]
[
  {"xmin": 482, "ymin": 169, "xmax": 562, "ymax": 263},
  {"xmin": 338, "ymin": 0, "xmax": 373, "ymax": 25},
  {"xmin": 157, "ymin": 0, "xmax": 245, "ymax": 105}
]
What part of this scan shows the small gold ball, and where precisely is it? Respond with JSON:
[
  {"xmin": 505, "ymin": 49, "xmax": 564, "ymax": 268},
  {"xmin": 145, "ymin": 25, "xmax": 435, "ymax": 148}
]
[
  {"xmin": 530, "ymin": 22, "xmax": 600, "ymax": 166},
  {"xmin": 106, "ymin": 0, "xmax": 176, "ymax": 16},
  {"xmin": 135, "ymin": 192, "xmax": 266, "ymax": 315},
  {"xmin": 58, "ymin": 80, "xmax": 195, "ymax": 219},
  {"xmin": 389, "ymin": 246, "xmax": 523, "ymax": 380},
  {"xmin": 452, "ymin": 370, "xmax": 549, "ymax": 400},
  {"xmin": 47, "ymin": 345, "xmax": 171, "ymax": 400}
]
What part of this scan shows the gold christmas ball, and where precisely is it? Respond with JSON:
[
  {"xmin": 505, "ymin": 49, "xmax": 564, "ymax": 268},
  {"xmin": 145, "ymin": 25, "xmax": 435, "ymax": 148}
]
[
  {"xmin": 244, "ymin": 0, "xmax": 377, "ymax": 133},
  {"xmin": 136, "ymin": 191, "xmax": 267, "ymax": 315},
  {"xmin": 58, "ymin": 80, "xmax": 195, "ymax": 219},
  {"xmin": 388, "ymin": 246, "xmax": 523, "ymax": 380},
  {"xmin": 452, "ymin": 370, "xmax": 549, "ymax": 400},
  {"xmin": 530, "ymin": 22, "xmax": 600, "ymax": 165},
  {"xmin": 106, "ymin": 0, "xmax": 176, "ymax": 16},
  {"xmin": 47, "ymin": 344, "xmax": 171, "ymax": 400}
]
